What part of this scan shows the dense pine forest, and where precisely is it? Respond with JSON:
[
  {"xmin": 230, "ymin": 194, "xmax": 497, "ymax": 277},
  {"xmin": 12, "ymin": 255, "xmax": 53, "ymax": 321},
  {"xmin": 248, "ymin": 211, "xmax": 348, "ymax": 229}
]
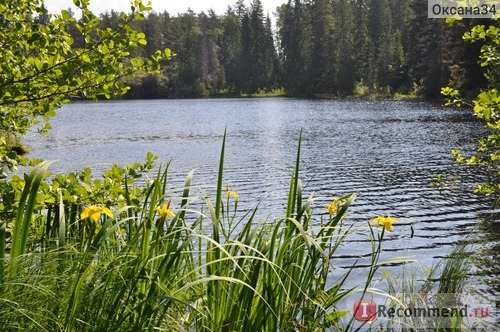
[{"xmin": 67, "ymin": 0, "xmax": 493, "ymax": 99}]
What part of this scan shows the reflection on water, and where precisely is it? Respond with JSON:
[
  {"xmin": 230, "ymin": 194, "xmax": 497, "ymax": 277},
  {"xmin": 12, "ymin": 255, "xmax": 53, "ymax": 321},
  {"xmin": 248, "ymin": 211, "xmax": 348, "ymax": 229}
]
[
  {"xmin": 25, "ymin": 98, "xmax": 497, "ymax": 295},
  {"xmin": 474, "ymin": 211, "xmax": 500, "ymax": 296}
]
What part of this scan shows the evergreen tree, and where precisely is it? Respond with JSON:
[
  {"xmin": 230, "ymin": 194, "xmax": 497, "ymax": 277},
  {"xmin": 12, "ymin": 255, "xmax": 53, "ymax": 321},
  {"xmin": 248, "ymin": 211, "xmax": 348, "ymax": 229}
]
[
  {"xmin": 234, "ymin": 0, "xmax": 247, "ymax": 18},
  {"xmin": 310, "ymin": 0, "xmax": 336, "ymax": 94},
  {"xmin": 249, "ymin": 0, "xmax": 273, "ymax": 92},
  {"xmin": 238, "ymin": 12, "xmax": 254, "ymax": 92},
  {"xmin": 278, "ymin": 0, "xmax": 311, "ymax": 94},
  {"xmin": 407, "ymin": 0, "xmax": 447, "ymax": 98},
  {"xmin": 220, "ymin": 7, "xmax": 242, "ymax": 93},
  {"xmin": 442, "ymin": 19, "xmax": 488, "ymax": 95},
  {"xmin": 235, "ymin": 0, "xmax": 278, "ymax": 93},
  {"xmin": 143, "ymin": 12, "xmax": 164, "ymax": 57},
  {"xmin": 62, "ymin": 0, "xmax": 489, "ymax": 99},
  {"xmin": 197, "ymin": 11, "xmax": 224, "ymax": 95},
  {"xmin": 333, "ymin": 0, "xmax": 356, "ymax": 94},
  {"xmin": 369, "ymin": 0, "xmax": 394, "ymax": 89},
  {"xmin": 174, "ymin": 10, "xmax": 202, "ymax": 96},
  {"xmin": 263, "ymin": 14, "xmax": 278, "ymax": 89},
  {"xmin": 389, "ymin": 29, "xmax": 409, "ymax": 91},
  {"xmin": 352, "ymin": 0, "xmax": 372, "ymax": 89}
]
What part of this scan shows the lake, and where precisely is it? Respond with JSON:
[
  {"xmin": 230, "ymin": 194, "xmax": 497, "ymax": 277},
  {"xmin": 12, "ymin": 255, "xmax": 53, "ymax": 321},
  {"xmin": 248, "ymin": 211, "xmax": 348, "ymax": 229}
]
[{"xmin": 25, "ymin": 98, "xmax": 498, "ymax": 296}]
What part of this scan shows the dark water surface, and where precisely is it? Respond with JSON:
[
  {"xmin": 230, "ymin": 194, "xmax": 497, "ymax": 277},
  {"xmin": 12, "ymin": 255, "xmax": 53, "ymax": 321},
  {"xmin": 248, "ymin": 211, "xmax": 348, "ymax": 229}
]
[{"xmin": 25, "ymin": 98, "xmax": 498, "ymax": 296}]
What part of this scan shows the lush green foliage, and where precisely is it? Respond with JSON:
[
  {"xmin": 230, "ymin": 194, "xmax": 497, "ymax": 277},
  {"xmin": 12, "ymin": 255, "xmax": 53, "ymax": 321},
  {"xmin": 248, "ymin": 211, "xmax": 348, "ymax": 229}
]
[
  {"xmin": 277, "ymin": 0, "xmax": 492, "ymax": 99},
  {"xmin": 1, "ymin": 134, "xmax": 484, "ymax": 330},
  {"xmin": 442, "ymin": 20, "xmax": 499, "ymax": 196},
  {"xmin": 74, "ymin": 0, "xmax": 491, "ymax": 99},
  {"xmin": 0, "ymin": 133, "xmax": 400, "ymax": 330},
  {"xmin": 0, "ymin": 0, "xmax": 170, "ymax": 178},
  {"xmin": 115, "ymin": 0, "xmax": 278, "ymax": 97},
  {"xmin": 0, "ymin": 1, "xmax": 490, "ymax": 330}
]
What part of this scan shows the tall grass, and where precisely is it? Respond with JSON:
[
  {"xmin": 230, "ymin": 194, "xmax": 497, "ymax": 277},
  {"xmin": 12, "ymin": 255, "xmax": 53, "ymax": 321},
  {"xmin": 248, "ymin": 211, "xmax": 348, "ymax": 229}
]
[
  {"xmin": 0, "ymin": 133, "xmax": 459, "ymax": 331},
  {"xmin": 374, "ymin": 243, "xmax": 486, "ymax": 331}
]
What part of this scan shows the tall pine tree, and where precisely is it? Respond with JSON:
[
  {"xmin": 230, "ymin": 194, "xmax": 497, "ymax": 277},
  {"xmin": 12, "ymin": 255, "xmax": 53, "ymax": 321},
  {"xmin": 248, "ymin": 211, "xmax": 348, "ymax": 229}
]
[{"xmin": 310, "ymin": 0, "xmax": 336, "ymax": 94}]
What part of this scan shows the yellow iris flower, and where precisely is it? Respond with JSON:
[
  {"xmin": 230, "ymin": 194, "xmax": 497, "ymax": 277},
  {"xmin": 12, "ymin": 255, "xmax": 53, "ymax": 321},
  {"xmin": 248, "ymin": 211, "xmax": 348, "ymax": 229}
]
[
  {"xmin": 156, "ymin": 201, "xmax": 175, "ymax": 219},
  {"xmin": 371, "ymin": 216, "xmax": 398, "ymax": 231},
  {"xmin": 325, "ymin": 197, "xmax": 347, "ymax": 217},
  {"xmin": 81, "ymin": 205, "xmax": 114, "ymax": 223},
  {"xmin": 225, "ymin": 185, "xmax": 239, "ymax": 200}
]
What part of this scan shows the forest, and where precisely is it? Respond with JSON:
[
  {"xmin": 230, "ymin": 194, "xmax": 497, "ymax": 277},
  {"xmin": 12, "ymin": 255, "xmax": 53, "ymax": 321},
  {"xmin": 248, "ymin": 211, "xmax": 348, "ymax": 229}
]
[{"xmin": 61, "ymin": 0, "xmax": 495, "ymax": 99}]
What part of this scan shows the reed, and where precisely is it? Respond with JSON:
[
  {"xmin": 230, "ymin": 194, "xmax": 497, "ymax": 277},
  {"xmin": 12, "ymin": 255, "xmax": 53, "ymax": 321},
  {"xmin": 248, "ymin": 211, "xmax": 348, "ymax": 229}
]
[
  {"xmin": 375, "ymin": 242, "xmax": 481, "ymax": 331},
  {"xmin": 0, "ymin": 133, "xmax": 405, "ymax": 331}
]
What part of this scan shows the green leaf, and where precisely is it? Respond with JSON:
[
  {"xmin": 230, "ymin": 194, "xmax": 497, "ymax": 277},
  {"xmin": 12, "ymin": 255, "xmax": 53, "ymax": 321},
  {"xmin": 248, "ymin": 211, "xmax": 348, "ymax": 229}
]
[
  {"xmin": 61, "ymin": 9, "xmax": 71, "ymax": 20},
  {"xmin": 130, "ymin": 57, "xmax": 144, "ymax": 67}
]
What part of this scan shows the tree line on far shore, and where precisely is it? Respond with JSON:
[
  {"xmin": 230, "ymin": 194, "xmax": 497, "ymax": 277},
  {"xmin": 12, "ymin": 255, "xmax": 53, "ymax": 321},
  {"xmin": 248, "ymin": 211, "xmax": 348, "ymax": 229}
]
[{"xmin": 65, "ymin": 0, "xmax": 494, "ymax": 99}]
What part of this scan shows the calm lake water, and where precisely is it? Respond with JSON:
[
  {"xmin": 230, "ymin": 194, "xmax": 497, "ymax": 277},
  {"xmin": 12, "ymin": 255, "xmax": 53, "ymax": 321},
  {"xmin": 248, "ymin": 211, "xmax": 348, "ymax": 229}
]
[{"xmin": 25, "ymin": 98, "xmax": 498, "ymax": 296}]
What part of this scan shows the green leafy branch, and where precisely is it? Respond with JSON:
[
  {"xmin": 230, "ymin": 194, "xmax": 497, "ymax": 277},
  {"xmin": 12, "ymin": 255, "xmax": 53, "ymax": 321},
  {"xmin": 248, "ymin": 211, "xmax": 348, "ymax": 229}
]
[
  {"xmin": 442, "ymin": 21, "xmax": 499, "ymax": 196},
  {"xmin": 0, "ymin": 0, "xmax": 173, "ymax": 189}
]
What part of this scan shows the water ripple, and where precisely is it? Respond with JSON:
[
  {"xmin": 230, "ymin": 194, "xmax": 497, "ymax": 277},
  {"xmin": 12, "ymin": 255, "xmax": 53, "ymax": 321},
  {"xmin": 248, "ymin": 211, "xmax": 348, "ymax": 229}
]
[{"xmin": 24, "ymin": 98, "xmax": 497, "ymax": 292}]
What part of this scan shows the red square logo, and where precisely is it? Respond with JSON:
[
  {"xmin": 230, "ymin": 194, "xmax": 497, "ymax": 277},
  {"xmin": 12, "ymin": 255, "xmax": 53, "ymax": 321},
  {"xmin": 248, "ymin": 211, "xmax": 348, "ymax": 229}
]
[{"xmin": 353, "ymin": 299, "xmax": 377, "ymax": 321}]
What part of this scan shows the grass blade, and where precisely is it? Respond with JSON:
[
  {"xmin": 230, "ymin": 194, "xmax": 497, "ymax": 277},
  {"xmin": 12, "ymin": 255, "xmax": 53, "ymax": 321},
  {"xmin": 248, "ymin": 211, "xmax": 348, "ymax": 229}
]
[{"xmin": 10, "ymin": 161, "xmax": 53, "ymax": 261}]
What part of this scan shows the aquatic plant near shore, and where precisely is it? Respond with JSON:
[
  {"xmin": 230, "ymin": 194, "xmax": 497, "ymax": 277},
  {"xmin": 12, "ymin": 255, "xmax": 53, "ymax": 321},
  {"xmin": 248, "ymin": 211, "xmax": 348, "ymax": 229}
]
[
  {"xmin": 372, "ymin": 215, "xmax": 398, "ymax": 232},
  {"xmin": 81, "ymin": 205, "xmax": 114, "ymax": 223},
  {"xmin": 325, "ymin": 196, "xmax": 348, "ymax": 218},
  {"xmin": 0, "ymin": 133, "xmax": 409, "ymax": 330},
  {"xmin": 155, "ymin": 200, "xmax": 176, "ymax": 219}
]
